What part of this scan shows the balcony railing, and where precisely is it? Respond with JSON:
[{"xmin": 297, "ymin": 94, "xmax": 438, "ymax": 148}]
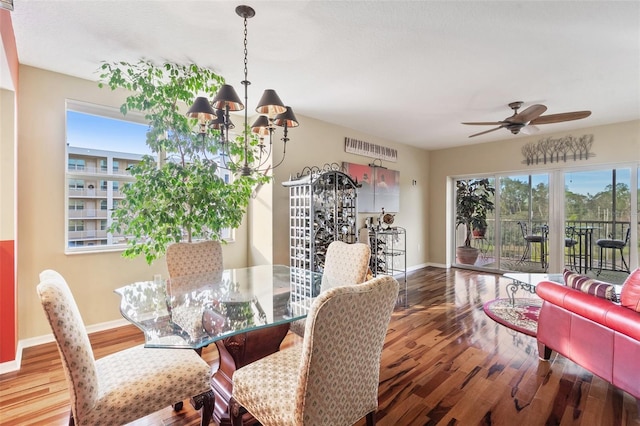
[
  {"xmin": 68, "ymin": 209, "xmax": 108, "ymax": 219},
  {"xmin": 469, "ymin": 219, "xmax": 634, "ymax": 273}
]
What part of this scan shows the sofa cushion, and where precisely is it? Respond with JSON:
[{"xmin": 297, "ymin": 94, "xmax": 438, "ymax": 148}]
[
  {"xmin": 620, "ymin": 268, "xmax": 640, "ymax": 312},
  {"xmin": 563, "ymin": 269, "xmax": 617, "ymax": 301}
]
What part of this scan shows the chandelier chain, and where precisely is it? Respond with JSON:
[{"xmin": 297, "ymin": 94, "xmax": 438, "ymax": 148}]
[{"xmin": 243, "ymin": 17, "xmax": 248, "ymax": 82}]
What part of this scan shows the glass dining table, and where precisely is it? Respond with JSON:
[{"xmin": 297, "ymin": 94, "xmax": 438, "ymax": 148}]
[{"xmin": 115, "ymin": 264, "xmax": 321, "ymax": 426}]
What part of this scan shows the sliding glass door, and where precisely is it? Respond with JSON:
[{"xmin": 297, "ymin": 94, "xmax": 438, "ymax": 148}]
[
  {"xmin": 498, "ymin": 174, "xmax": 549, "ymax": 272},
  {"xmin": 565, "ymin": 168, "xmax": 631, "ymax": 276}
]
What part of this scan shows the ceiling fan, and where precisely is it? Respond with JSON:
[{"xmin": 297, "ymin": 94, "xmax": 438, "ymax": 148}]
[{"xmin": 462, "ymin": 101, "xmax": 591, "ymax": 138}]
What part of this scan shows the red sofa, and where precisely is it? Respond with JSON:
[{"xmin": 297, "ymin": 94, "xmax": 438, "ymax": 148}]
[{"xmin": 536, "ymin": 280, "xmax": 640, "ymax": 407}]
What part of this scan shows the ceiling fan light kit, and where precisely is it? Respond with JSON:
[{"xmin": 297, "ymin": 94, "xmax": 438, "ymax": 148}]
[{"xmin": 462, "ymin": 101, "xmax": 592, "ymax": 138}]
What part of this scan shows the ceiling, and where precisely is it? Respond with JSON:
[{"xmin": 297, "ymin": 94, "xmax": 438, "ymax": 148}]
[{"xmin": 6, "ymin": 1, "xmax": 640, "ymax": 150}]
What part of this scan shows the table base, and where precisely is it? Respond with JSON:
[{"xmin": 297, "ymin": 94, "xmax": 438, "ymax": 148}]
[{"xmin": 210, "ymin": 323, "xmax": 291, "ymax": 426}]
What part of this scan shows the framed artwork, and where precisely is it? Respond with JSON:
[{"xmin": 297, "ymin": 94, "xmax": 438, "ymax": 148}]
[{"xmin": 343, "ymin": 162, "xmax": 400, "ymax": 213}]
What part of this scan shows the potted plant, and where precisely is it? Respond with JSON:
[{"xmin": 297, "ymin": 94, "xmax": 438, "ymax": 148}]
[
  {"xmin": 99, "ymin": 60, "xmax": 270, "ymax": 264},
  {"xmin": 455, "ymin": 178, "xmax": 495, "ymax": 264}
]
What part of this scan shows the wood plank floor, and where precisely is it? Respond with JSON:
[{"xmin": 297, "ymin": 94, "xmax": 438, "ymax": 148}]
[{"xmin": 1, "ymin": 267, "xmax": 638, "ymax": 425}]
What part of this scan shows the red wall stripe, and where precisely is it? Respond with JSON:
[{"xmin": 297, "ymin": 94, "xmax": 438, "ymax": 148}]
[{"xmin": 0, "ymin": 240, "xmax": 16, "ymax": 363}]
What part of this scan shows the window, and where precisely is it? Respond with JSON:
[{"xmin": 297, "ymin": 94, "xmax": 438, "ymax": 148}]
[
  {"xmin": 69, "ymin": 200, "xmax": 84, "ymax": 210},
  {"xmin": 66, "ymin": 100, "xmax": 236, "ymax": 253},
  {"xmin": 68, "ymin": 158, "xmax": 85, "ymax": 171},
  {"xmin": 68, "ymin": 220, "xmax": 84, "ymax": 232},
  {"xmin": 68, "ymin": 179, "xmax": 85, "ymax": 191},
  {"xmin": 66, "ymin": 102, "xmax": 149, "ymax": 252}
]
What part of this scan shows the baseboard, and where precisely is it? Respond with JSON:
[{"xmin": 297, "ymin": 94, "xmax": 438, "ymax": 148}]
[{"xmin": 0, "ymin": 318, "xmax": 130, "ymax": 374}]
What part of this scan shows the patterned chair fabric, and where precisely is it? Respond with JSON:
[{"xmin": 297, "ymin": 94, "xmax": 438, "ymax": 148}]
[
  {"xmin": 166, "ymin": 240, "xmax": 223, "ymax": 279},
  {"xmin": 166, "ymin": 241, "xmax": 224, "ymax": 337},
  {"xmin": 230, "ymin": 274, "xmax": 399, "ymax": 426},
  {"xmin": 289, "ymin": 241, "xmax": 371, "ymax": 337},
  {"xmin": 36, "ymin": 270, "xmax": 214, "ymax": 426}
]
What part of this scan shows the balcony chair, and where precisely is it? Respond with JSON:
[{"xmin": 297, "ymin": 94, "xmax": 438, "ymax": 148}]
[
  {"xmin": 565, "ymin": 226, "xmax": 578, "ymax": 270},
  {"xmin": 289, "ymin": 240, "xmax": 371, "ymax": 337},
  {"xmin": 596, "ymin": 227, "xmax": 631, "ymax": 275},
  {"xmin": 229, "ymin": 274, "xmax": 399, "ymax": 426},
  {"xmin": 165, "ymin": 240, "xmax": 224, "ymax": 345},
  {"xmin": 518, "ymin": 221, "xmax": 548, "ymax": 270},
  {"xmin": 36, "ymin": 270, "xmax": 214, "ymax": 426}
]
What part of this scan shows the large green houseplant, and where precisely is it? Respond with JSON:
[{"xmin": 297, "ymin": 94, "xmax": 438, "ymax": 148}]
[
  {"xmin": 455, "ymin": 178, "xmax": 495, "ymax": 264},
  {"xmin": 99, "ymin": 60, "xmax": 269, "ymax": 264}
]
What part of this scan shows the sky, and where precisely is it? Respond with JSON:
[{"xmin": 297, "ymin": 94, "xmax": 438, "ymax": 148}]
[{"xmin": 66, "ymin": 111, "xmax": 150, "ymax": 155}]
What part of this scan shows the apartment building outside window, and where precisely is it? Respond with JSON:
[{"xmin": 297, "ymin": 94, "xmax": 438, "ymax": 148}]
[{"xmin": 66, "ymin": 100, "xmax": 235, "ymax": 253}]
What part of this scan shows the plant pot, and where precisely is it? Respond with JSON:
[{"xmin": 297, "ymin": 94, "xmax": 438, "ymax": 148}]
[
  {"xmin": 472, "ymin": 228, "xmax": 486, "ymax": 238},
  {"xmin": 456, "ymin": 246, "xmax": 479, "ymax": 265}
]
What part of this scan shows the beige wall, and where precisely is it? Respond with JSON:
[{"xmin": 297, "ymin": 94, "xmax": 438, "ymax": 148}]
[
  {"xmin": 271, "ymin": 114, "xmax": 431, "ymax": 270},
  {"xmin": 16, "ymin": 66, "xmax": 252, "ymax": 339},
  {"xmin": 427, "ymin": 119, "xmax": 640, "ymax": 266},
  {"xmin": 16, "ymin": 66, "xmax": 431, "ymax": 341},
  {"xmin": 18, "ymin": 64, "xmax": 637, "ymax": 343}
]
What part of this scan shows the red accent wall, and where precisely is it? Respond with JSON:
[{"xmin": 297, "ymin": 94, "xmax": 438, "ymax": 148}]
[
  {"xmin": 0, "ymin": 240, "xmax": 16, "ymax": 363},
  {"xmin": 1, "ymin": 9, "xmax": 18, "ymax": 363}
]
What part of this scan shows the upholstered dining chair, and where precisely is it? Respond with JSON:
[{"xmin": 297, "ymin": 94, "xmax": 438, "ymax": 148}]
[
  {"xmin": 166, "ymin": 240, "xmax": 223, "ymax": 279},
  {"xmin": 37, "ymin": 270, "xmax": 214, "ymax": 426},
  {"xmin": 289, "ymin": 240, "xmax": 371, "ymax": 337},
  {"xmin": 229, "ymin": 274, "xmax": 399, "ymax": 426},
  {"xmin": 165, "ymin": 240, "xmax": 224, "ymax": 341}
]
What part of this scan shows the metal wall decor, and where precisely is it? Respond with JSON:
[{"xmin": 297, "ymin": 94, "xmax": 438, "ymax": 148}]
[
  {"xmin": 521, "ymin": 134, "xmax": 594, "ymax": 165},
  {"xmin": 345, "ymin": 137, "xmax": 398, "ymax": 162}
]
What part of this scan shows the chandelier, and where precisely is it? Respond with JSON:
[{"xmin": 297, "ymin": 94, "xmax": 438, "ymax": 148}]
[{"xmin": 186, "ymin": 5, "xmax": 298, "ymax": 177}]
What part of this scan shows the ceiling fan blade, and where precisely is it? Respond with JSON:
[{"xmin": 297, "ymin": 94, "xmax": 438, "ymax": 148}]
[
  {"xmin": 510, "ymin": 104, "xmax": 547, "ymax": 123},
  {"xmin": 469, "ymin": 126, "xmax": 503, "ymax": 138},
  {"xmin": 530, "ymin": 110, "xmax": 592, "ymax": 125},
  {"xmin": 461, "ymin": 121, "xmax": 504, "ymax": 126}
]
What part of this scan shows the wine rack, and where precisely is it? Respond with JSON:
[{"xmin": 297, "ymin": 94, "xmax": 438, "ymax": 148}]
[{"xmin": 283, "ymin": 165, "xmax": 359, "ymax": 298}]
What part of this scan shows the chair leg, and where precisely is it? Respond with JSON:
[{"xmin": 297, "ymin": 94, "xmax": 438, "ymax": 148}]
[
  {"xmin": 229, "ymin": 397, "xmax": 244, "ymax": 426},
  {"xmin": 366, "ymin": 411, "xmax": 376, "ymax": 426},
  {"xmin": 191, "ymin": 390, "xmax": 215, "ymax": 426},
  {"xmin": 597, "ymin": 246, "xmax": 604, "ymax": 276},
  {"xmin": 619, "ymin": 248, "xmax": 630, "ymax": 273},
  {"xmin": 520, "ymin": 243, "xmax": 530, "ymax": 263}
]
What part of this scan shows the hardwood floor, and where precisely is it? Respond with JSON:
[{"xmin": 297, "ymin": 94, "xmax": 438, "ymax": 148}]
[{"xmin": 1, "ymin": 267, "xmax": 638, "ymax": 425}]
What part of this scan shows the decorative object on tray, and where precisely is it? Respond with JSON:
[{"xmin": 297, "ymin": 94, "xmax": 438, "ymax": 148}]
[
  {"xmin": 342, "ymin": 160, "xmax": 400, "ymax": 212},
  {"xmin": 344, "ymin": 137, "xmax": 397, "ymax": 162}
]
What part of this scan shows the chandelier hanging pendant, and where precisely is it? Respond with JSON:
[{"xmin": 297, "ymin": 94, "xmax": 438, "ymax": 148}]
[{"xmin": 186, "ymin": 5, "xmax": 298, "ymax": 177}]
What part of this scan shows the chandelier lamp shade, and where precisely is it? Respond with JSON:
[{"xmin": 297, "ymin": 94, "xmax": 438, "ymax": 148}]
[{"xmin": 186, "ymin": 5, "xmax": 298, "ymax": 177}]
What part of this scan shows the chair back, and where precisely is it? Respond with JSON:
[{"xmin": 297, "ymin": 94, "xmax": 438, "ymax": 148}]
[
  {"xmin": 623, "ymin": 226, "xmax": 631, "ymax": 245},
  {"xmin": 319, "ymin": 241, "xmax": 371, "ymax": 293},
  {"xmin": 36, "ymin": 270, "xmax": 98, "ymax": 422},
  {"xmin": 517, "ymin": 221, "xmax": 528, "ymax": 238},
  {"xmin": 297, "ymin": 275, "xmax": 399, "ymax": 425},
  {"xmin": 166, "ymin": 240, "xmax": 223, "ymax": 278}
]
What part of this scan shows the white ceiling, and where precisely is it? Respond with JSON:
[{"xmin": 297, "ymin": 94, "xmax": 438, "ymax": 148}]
[{"xmin": 7, "ymin": 1, "xmax": 640, "ymax": 150}]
